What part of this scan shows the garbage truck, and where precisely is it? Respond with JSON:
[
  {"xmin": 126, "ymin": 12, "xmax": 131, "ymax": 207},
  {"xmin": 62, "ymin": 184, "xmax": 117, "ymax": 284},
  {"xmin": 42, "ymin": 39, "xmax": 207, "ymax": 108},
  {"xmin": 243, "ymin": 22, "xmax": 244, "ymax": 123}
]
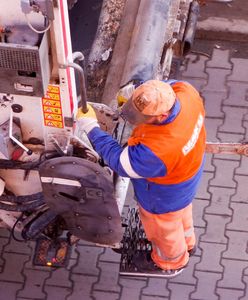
[{"xmin": 1, "ymin": 0, "xmax": 245, "ymax": 276}]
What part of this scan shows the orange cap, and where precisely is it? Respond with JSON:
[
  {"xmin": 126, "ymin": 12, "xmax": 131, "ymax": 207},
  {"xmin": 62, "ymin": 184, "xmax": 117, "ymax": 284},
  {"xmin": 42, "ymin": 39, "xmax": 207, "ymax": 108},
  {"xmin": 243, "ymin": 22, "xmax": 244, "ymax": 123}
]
[{"xmin": 121, "ymin": 80, "xmax": 176, "ymax": 125}]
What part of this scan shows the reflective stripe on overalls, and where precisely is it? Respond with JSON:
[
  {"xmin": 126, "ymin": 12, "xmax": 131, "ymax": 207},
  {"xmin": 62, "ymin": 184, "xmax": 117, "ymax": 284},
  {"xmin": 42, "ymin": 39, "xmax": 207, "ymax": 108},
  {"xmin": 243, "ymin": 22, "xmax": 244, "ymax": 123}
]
[{"xmin": 139, "ymin": 203, "xmax": 195, "ymax": 270}]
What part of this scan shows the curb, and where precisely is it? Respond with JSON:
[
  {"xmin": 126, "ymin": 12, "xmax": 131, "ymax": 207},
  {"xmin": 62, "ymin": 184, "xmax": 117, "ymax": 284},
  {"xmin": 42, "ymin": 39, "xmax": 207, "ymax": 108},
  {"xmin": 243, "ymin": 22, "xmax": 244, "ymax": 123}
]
[{"xmin": 195, "ymin": 17, "xmax": 248, "ymax": 42}]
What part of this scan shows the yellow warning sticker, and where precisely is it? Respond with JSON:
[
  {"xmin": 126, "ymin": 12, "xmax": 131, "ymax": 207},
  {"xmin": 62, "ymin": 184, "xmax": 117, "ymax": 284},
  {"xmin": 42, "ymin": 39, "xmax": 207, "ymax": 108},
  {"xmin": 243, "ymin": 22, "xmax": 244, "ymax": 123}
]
[
  {"xmin": 44, "ymin": 120, "xmax": 63, "ymax": 128},
  {"xmin": 43, "ymin": 106, "xmax": 62, "ymax": 115},
  {"xmin": 42, "ymin": 85, "xmax": 63, "ymax": 128},
  {"xmin": 42, "ymin": 99, "xmax": 61, "ymax": 107},
  {"xmin": 47, "ymin": 86, "xmax": 60, "ymax": 93},
  {"xmin": 44, "ymin": 113, "xmax": 62, "ymax": 121},
  {"xmin": 45, "ymin": 92, "xmax": 60, "ymax": 101}
]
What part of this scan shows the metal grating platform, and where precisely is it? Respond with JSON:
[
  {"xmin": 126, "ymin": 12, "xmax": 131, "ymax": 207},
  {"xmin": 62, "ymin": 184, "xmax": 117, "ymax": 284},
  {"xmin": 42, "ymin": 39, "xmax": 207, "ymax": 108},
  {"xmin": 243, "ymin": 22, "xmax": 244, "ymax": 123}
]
[{"xmin": 119, "ymin": 208, "xmax": 154, "ymax": 277}]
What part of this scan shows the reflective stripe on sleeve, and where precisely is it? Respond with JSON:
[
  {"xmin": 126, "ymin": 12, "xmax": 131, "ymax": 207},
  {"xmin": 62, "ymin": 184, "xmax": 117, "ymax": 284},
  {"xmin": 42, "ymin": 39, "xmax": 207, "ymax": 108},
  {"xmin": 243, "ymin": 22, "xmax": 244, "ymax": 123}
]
[
  {"xmin": 119, "ymin": 146, "xmax": 143, "ymax": 178},
  {"xmin": 153, "ymin": 243, "xmax": 186, "ymax": 261},
  {"xmin": 184, "ymin": 227, "xmax": 194, "ymax": 237}
]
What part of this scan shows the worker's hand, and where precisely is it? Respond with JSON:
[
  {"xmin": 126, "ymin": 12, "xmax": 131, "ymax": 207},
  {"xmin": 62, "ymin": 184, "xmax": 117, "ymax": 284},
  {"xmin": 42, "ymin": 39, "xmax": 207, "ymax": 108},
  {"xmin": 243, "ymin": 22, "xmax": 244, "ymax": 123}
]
[
  {"xmin": 76, "ymin": 104, "xmax": 100, "ymax": 134},
  {"xmin": 76, "ymin": 104, "xmax": 97, "ymax": 119}
]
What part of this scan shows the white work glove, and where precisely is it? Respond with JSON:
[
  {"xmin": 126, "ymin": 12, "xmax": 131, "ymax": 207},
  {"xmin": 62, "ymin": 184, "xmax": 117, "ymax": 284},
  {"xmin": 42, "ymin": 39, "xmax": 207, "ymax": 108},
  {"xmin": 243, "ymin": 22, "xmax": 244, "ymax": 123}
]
[
  {"xmin": 76, "ymin": 104, "xmax": 100, "ymax": 134},
  {"xmin": 116, "ymin": 82, "xmax": 136, "ymax": 107}
]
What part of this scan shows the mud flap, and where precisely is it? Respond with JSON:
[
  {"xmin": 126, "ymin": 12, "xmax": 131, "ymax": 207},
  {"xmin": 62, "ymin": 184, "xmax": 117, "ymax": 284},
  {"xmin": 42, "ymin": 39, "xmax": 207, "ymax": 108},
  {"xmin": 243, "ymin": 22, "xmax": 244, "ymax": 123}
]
[
  {"xmin": 39, "ymin": 156, "xmax": 123, "ymax": 245},
  {"xmin": 33, "ymin": 237, "xmax": 71, "ymax": 267}
]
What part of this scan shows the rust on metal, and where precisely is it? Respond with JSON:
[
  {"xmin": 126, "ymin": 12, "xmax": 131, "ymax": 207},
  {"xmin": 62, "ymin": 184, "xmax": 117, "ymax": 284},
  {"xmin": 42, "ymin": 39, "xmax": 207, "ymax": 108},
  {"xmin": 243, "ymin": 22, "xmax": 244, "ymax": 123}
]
[
  {"xmin": 87, "ymin": 0, "xmax": 126, "ymax": 103},
  {"xmin": 205, "ymin": 142, "xmax": 248, "ymax": 156}
]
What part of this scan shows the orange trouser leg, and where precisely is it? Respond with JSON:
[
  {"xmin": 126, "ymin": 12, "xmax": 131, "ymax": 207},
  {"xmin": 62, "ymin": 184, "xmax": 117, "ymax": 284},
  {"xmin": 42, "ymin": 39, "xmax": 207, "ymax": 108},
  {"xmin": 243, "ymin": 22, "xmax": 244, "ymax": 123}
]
[
  {"xmin": 139, "ymin": 203, "xmax": 195, "ymax": 270},
  {"xmin": 182, "ymin": 203, "xmax": 196, "ymax": 251}
]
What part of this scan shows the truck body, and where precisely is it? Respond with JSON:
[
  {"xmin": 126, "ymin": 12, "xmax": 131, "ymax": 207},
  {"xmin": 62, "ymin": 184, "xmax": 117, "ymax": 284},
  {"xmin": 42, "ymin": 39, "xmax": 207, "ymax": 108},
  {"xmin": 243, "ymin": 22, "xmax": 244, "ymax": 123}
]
[{"xmin": 0, "ymin": 0, "xmax": 203, "ymax": 268}]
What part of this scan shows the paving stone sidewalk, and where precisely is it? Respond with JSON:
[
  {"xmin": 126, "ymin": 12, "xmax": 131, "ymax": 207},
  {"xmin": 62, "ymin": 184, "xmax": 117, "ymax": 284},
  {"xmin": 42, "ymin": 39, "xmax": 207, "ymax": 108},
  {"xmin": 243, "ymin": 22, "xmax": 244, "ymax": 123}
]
[{"xmin": 1, "ymin": 46, "xmax": 248, "ymax": 300}]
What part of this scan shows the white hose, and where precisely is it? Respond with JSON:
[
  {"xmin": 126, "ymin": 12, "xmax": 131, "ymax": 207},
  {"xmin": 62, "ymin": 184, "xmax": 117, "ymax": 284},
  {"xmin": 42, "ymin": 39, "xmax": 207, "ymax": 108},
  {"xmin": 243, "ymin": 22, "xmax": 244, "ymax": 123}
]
[{"xmin": 25, "ymin": 14, "xmax": 51, "ymax": 34}]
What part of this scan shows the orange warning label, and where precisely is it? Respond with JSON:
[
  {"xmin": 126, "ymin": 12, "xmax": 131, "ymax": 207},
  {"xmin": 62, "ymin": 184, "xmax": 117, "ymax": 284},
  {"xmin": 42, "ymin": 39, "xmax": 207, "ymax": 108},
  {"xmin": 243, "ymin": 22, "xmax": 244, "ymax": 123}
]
[
  {"xmin": 47, "ymin": 86, "xmax": 60, "ymax": 93},
  {"xmin": 44, "ymin": 113, "xmax": 62, "ymax": 121},
  {"xmin": 45, "ymin": 92, "xmax": 60, "ymax": 101},
  {"xmin": 42, "ymin": 98, "xmax": 61, "ymax": 108},
  {"xmin": 44, "ymin": 120, "xmax": 63, "ymax": 128},
  {"xmin": 43, "ymin": 106, "xmax": 62, "ymax": 114},
  {"xmin": 42, "ymin": 85, "xmax": 63, "ymax": 128}
]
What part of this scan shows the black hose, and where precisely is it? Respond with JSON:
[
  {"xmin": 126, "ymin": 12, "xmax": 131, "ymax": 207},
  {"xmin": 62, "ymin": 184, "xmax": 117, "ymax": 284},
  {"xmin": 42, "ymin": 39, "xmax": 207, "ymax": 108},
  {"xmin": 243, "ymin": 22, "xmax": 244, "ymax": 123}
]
[
  {"xmin": 0, "ymin": 159, "xmax": 40, "ymax": 170},
  {"xmin": 22, "ymin": 210, "xmax": 58, "ymax": 240},
  {"xmin": 0, "ymin": 192, "xmax": 43, "ymax": 203},
  {"xmin": 0, "ymin": 198, "xmax": 44, "ymax": 212},
  {"xmin": 0, "ymin": 151, "xmax": 61, "ymax": 171},
  {"xmin": 11, "ymin": 213, "xmax": 27, "ymax": 242}
]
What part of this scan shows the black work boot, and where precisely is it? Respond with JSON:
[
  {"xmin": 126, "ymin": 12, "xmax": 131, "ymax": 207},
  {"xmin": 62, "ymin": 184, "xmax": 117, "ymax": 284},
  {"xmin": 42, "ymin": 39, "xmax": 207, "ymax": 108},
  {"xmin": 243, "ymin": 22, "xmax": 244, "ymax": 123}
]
[
  {"xmin": 188, "ymin": 245, "xmax": 197, "ymax": 257},
  {"xmin": 132, "ymin": 251, "xmax": 186, "ymax": 278}
]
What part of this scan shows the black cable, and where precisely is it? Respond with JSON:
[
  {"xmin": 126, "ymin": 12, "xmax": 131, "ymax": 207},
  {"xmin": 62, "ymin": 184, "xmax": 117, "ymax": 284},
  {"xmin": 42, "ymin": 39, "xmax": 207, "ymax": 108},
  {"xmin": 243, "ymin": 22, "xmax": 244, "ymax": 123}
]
[
  {"xmin": 11, "ymin": 213, "xmax": 27, "ymax": 242},
  {"xmin": 0, "ymin": 199, "xmax": 44, "ymax": 212},
  {"xmin": 0, "ymin": 159, "xmax": 40, "ymax": 170},
  {"xmin": 0, "ymin": 192, "xmax": 44, "ymax": 203},
  {"xmin": 0, "ymin": 150, "xmax": 60, "ymax": 171},
  {"xmin": 22, "ymin": 210, "xmax": 58, "ymax": 240}
]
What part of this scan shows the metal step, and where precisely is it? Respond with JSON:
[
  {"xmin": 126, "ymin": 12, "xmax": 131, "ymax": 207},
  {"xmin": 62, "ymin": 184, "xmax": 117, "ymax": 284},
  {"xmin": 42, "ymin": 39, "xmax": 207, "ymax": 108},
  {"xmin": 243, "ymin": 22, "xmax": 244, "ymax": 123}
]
[
  {"xmin": 119, "ymin": 208, "xmax": 186, "ymax": 278},
  {"xmin": 119, "ymin": 207, "xmax": 156, "ymax": 277}
]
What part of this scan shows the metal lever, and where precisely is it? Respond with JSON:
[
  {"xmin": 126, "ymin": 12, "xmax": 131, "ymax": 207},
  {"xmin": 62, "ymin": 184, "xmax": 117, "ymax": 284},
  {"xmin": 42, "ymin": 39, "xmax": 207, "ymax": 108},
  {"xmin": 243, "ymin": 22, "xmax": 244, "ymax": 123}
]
[
  {"xmin": 60, "ymin": 52, "xmax": 88, "ymax": 114},
  {"xmin": 205, "ymin": 142, "xmax": 248, "ymax": 156},
  {"xmin": 9, "ymin": 110, "xmax": 32, "ymax": 155}
]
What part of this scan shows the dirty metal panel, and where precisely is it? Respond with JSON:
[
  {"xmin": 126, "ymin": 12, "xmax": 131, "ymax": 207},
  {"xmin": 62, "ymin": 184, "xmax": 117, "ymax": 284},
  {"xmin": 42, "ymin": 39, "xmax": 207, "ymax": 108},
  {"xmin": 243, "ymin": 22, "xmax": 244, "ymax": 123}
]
[
  {"xmin": 39, "ymin": 156, "xmax": 123, "ymax": 245},
  {"xmin": 0, "ymin": 30, "xmax": 50, "ymax": 97}
]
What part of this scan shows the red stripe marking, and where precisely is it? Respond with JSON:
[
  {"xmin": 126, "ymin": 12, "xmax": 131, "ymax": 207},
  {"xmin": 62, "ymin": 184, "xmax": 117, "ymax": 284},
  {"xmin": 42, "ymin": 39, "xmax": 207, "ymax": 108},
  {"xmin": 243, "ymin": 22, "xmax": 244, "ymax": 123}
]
[{"xmin": 59, "ymin": 0, "xmax": 74, "ymax": 113}]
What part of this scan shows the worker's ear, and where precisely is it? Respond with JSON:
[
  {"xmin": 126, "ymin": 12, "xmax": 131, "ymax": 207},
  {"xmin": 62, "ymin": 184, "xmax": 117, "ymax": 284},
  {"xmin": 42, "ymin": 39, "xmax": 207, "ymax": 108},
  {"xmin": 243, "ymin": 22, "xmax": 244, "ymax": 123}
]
[{"xmin": 158, "ymin": 113, "xmax": 169, "ymax": 122}]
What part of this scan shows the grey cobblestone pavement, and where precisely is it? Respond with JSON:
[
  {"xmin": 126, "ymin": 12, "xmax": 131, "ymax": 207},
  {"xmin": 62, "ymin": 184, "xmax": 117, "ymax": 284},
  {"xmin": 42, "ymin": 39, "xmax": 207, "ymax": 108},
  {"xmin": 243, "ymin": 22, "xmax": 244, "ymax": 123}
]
[{"xmin": 1, "ymin": 46, "xmax": 248, "ymax": 299}]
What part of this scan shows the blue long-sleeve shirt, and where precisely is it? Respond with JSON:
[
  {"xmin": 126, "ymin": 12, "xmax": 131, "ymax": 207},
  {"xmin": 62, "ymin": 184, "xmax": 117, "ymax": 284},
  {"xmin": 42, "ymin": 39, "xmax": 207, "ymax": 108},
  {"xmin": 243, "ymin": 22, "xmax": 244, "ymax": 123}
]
[{"xmin": 87, "ymin": 81, "xmax": 205, "ymax": 213}]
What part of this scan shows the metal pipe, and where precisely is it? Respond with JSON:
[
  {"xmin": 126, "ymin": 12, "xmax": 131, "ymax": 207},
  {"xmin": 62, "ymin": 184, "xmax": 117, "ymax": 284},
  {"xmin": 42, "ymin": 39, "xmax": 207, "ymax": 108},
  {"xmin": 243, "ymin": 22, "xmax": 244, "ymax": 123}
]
[
  {"xmin": 121, "ymin": 0, "xmax": 173, "ymax": 85},
  {"xmin": 60, "ymin": 51, "xmax": 88, "ymax": 113},
  {"xmin": 72, "ymin": 51, "xmax": 84, "ymax": 62},
  {"xmin": 182, "ymin": 0, "xmax": 200, "ymax": 56},
  {"xmin": 67, "ymin": 62, "xmax": 88, "ymax": 113}
]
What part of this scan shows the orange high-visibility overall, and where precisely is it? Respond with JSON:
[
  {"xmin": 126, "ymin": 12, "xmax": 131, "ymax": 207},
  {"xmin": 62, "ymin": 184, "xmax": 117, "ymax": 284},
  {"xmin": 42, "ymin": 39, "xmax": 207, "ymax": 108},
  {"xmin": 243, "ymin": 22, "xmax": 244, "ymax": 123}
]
[
  {"xmin": 87, "ymin": 81, "xmax": 206, "ymax": 270},
  {"xmin": 139, "ymin": 203, "xmax": 195, "ymax": 270},
  {"xmin": 127, "ymin": 81, "xmax": 206, "ymax": 269}
]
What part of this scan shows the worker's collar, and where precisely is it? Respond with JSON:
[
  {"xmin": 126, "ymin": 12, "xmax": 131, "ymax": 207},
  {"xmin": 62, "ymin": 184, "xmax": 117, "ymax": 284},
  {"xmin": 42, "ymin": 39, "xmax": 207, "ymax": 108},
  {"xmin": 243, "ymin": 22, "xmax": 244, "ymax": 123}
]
[{"xmin": 160, "ymin": 99, "xmax": 181, "ymax": 125}]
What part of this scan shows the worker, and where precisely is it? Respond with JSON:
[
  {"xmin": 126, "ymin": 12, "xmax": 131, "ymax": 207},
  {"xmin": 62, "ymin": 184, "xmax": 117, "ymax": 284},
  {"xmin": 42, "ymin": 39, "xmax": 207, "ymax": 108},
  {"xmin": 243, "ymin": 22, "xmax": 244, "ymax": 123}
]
[{"xmin": 76, "ymin": 79, "xmax": 206, "ymax": 277}]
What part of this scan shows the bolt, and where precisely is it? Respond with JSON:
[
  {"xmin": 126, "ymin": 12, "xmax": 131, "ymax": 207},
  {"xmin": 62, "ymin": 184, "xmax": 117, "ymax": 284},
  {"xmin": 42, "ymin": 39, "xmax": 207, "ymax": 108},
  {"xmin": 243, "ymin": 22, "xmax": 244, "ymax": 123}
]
[{"xmin": 11, "ymin": 104, "xmax": 23, "ymax": 113}]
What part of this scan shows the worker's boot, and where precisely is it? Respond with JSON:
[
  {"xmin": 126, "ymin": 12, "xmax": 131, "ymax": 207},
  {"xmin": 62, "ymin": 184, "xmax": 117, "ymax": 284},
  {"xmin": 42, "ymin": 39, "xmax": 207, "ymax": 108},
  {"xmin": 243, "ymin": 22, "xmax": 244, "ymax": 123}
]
[
  {"xmin": 188, "ymin": 245, "xmax": 197, "ymax": 257},
  {"xmin": 132, "ymin": 251, "xmax": 186, "ymax": 278}
]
